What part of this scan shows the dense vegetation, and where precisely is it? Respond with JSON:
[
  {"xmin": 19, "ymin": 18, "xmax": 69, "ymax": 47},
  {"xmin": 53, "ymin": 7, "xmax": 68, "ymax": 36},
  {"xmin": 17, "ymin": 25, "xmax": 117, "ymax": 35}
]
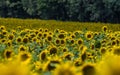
[{"xmin": 0, "ymin": 0, "xmax": 120, "ymax": 23}]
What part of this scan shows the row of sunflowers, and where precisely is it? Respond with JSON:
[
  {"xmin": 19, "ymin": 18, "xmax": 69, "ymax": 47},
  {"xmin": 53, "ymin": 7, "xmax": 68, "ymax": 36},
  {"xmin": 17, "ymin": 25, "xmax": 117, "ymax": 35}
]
[
  {"xmin": 0, "ymin": 18, "xmax": 120, "ymax": 32},
  {"xmin": 0, "ymin": 25, "xmax": 120, "ymax": 75}
]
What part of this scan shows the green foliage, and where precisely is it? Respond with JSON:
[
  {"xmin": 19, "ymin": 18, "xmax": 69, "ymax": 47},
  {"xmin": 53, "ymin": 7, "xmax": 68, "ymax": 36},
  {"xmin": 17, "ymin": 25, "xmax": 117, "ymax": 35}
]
[{"xmin": 0, "ymin": 0, "xmax": 120, "ymax": 23}]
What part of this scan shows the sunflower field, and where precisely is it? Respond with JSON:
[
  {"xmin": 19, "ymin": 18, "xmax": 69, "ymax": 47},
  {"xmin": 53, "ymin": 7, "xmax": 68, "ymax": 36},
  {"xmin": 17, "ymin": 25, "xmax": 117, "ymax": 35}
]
[{"xmin": 0, "ymin": 24, "xmax": 120, "ymax": 75}]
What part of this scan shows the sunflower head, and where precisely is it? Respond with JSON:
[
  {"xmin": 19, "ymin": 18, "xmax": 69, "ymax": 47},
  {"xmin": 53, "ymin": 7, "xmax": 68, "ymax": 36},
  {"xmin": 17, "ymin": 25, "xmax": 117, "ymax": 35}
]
[
  {"xmin": 1, "ymin": 30, "xmax": 8, "ymax": 36},
  {"xmin": 22, "ymin": 37, "xmax": 29, "ymax": 43},
  {"xmin": 81, "ymin": 63, "xmax": 96, "ymax": 75},
  {"xmin": 18, "ymin": 52, "xmax": 31, "ymax": 64},
  {"xmin": 39, "ymin": 50, "xmax": 48, "ymax": 61},
  {"xmin": 77, "ymin": 38, "xmax": 83, "ymax": 45},
  {"xmin": 8, "ymin": 34, "xmax": 15, "ymax": 40},
  {"xmin": 39, "ymin": 28, "xmax": 43, "ymax": 32},
  {"xmin": 74, "ymin": 58, "xmax": 83, "ymax": 67},
  {"xmin": 42, "ymin": 32, "xmax": 48, "ymax": 39},
  {"xmin": 43, "ymin": 60, "xmax": 57, "ymax": 71},
  {"xmin": 60, "ymin": 39, "xmax": 66, "ymax": 45},
  {"xmin": 49, "ymin": 46, "xmax": 58, "ymax": 55},
  {"xmin": 46, "ymin": 35, "xmax": 53, "ymax": 42},
  {"xmin": 18, "ymin": 45, "xmax": 27, "ymax": 52},
  {"xmin": 0, "ymin": 61, "xmax": 32, "ymax": 75},
  {"xmin": 64, "ymin": 52, "xmax": 74, "ymax": 61},
  {"xmin": 16, "ymin": 36, "xmax": 22, "ymax": 43},
  {"xmin": 54, "ymin": 38, "xmax": 61, "ymax": 45},
  {"xmin": 0, "ymin": 25, "xmax": 6, "ymax": 30},
  {"xmin": 6, "ymin": 40, "xmax": 12, "ymax": 47},
  {"xmin": 100, "ymin": 47, "xmax": 107, "ymax": 55},
  {"xmin": 53, "ymin": 62, "xmax": 78, "ymax": 75},
  {"xmin": 62, "ymin": 47, "xmax": 68, "ymax": 53},
  {"xmin": 58, "ymin": 33, "xmax": 66, "ymax": 39},
  {"xmin": 32, "ymin": 37, "xmax": 38, "ymax": 42},
  {"xmin": 44, "ymin": 28, "xmax": 48, "ymax": 32},
  {"xmin": 111, "ymin": 40, "xmax": 117, "ymax": 46},
  {"xmin": 102, "ymin": 26, "xmax": 108, "ymax": 32},
  {"xmin": 85, "ymin": 31, "xmax": 93, "ymax": 40},
  {"xmin": 112, "ymin": 46, "xmax": 120, "ymax": 55},
  {"xmin": 3, "ymin": 49, "xmax": 13, "ymax": 60},
  {"xmin": 34, "ymin": 61, "xmax": 43, "ymax": 71},
  {"xmin": 37, "ymin": 32, "xmax": 43, "ymax": 38}
]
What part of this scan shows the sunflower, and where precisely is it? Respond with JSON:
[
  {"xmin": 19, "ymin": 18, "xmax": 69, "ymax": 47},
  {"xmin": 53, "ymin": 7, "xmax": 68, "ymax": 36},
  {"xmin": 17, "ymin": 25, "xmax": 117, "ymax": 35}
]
[
  {"xmin": 70, "ymin": 34, "xmax": 76, "ymax": 38},
  {"xmin": 3, "ymin": 49, "xmax": 13, "ymax": 60},
  {"xmin": 18, "ymin": 52, "xmax": 31, "ymax": 64},
  {"xmin": 53, "ymin": 62, "xmax": 79, "ymax": 75},
  {"xmin": 22, "ymin": 37, "xmax": 29, "ymax": 43},
  {"xmin": 39, "ymin": 50, "xmax": 48, "ymax": 61},
  {"xmin": 79, "ymin": 45, "xmax": 87, "ymax": 53},
  {"xmin": 116, "ymin": 38, "xmax": 120, "ymax": 45},
  {"xmin": 112, "ymin": 46, "xmax": 120, "ymax": 55},
  {"xmin": 48, "ymin": 31, "xmax": 53, "ymax": 35},
  {"xmin": 77, "ymin": 38, "xmax": 83, "ymax": 45},
  {"xmin": 49, "ymin": 46, "xmax": 58, "ymax": 55},
  {"xmin": 32, "ymin": 37, "xmax": 38, "ymax": 42},
  {"xmin": 100, "ymin": 47, "xmax": 107, "ymax": 55},
  {"xmin": 111, "ymin": 40, "xmax": 117, "ymax": 46},
  {"xmin": 74, "ymin": 58, "xmax": 83, "ymax": 67},
  {"xmin": 24, "ymin": 29, "xmax": 30, "ymax": 33},
  {"xmin": 85, "ymin": 31, "xmax": 93, "ymax": 40},
  {"xmin": 37, "ymin": 32, "xmax": 43, "ymax": 39},
  {"xmin": 0, "ymin": 39, "xmax": 6, "ymax": 43},
  {"xmin": 6, "ymin": 40, "xmax": 12, "ymax": 47},
  {"xmin": 46, "ymin": 35, "xmax": 53, "ymax": 42},
  {"xmin": 60, "ymin": 39, "xmax": 66, "ymax": 45},
  {"xmin": 7, "ymin": 34, "xmax": 15, "ymax": 40},
  {"xmin": 70, "ymin": 39, "xmax": 75, "ymax": 45},
  {"xmin": 34, "ymin": 61, "xmax": 43, "ymax": 71},
  {"xmin": 16, "ymin": 36, "xmax": 22, "ymax": 43},
  {"xmin": 0, "ymin": 61, "xmax": 32, "ymax": 75},
  {"xmin": 1, "ymin": 30, "xmax": 8, "ymax": 36},
  {"xmin": 54, "ymin": 38, "xmax": 61, "ymax": 45},
  {"xmin": 81, "ymin": 52, "xmax": 87, "ymax": 62},
  {"xmin": 90, "ymin": 44, "xmax": 95, "ymax": 50},
  {"xmin": 43, "ymin": 60, "xmax": 59, "ymax": 71},
  {"xmin": 97, "ymin": 53, "xmax": 120, "ymax": 75},
  {"xmin": 102, "ymin": 26, "xmax": 108, "ymax": 32},
  {"xmin": 62, "ymin": 47, "xmax": 68, "ymax": 53},
  {"xmin": 34, "ymin": 30, "xmax": 39, "ymax": 35},
  {"xmin": 94, "ymin": 32, "xmax": 99, "ymax": 36},
  {"xmin": 30, "ymin": 33, "xmax": 36, "ymax": 38},
  {"xmin": 54, "ymin": 29, "xmax": 60, "ymax": 34},
  {"xmin": 18, "ymin": 45, "xmax": 27, "ymax": 52},
  {"xmin": 42, "ymin": 32, "xmax": 48, "ymax": 39},
  {"xmin": 44, "ymin": 28, "xmax": 48, "ymax": 32},
  {"xmin": 43, "ymin": 55, "xmax": 62, "ymax": 71},
  {"xmin": 11, "ymin": 29, "xmax": 17, "ymax": 35},
  {"xmin": 64, "ymin": 52, "xmax": 74, "ymax": 60},
  {"xmin": 58, "ymin": 33, "xmax": 66, "ymax": 39},
  {"xmin": 81, "ymin": 63, "xmax": 96, "ymax": 75},
  {"xmin": 86, "ymin": 52, "xmax": 94, "ymax": 59},
  {"xmin": 39, "ymin": 28, "xmax": 43, "ymax": 32},
  {"xmin": 110, "ymin": 36, "xmax": 116, "ymax": 40},
  {"xmin": 0, "ymin": 25, "xmax": 6, "ymax": 30}
]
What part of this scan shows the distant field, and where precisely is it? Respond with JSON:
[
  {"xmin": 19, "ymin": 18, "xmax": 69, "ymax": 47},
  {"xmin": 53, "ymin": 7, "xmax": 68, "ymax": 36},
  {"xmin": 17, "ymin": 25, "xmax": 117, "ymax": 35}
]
[{"xmin": 0, "ymin": 18, "xmax": 120, "ymax": 32}]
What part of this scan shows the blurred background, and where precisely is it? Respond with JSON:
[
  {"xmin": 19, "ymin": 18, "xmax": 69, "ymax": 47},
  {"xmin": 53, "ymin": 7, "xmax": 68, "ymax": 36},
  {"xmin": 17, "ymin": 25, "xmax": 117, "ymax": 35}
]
[{"xmin": 0, "ymin": 0, "xmax": 120, "ymax": 23}]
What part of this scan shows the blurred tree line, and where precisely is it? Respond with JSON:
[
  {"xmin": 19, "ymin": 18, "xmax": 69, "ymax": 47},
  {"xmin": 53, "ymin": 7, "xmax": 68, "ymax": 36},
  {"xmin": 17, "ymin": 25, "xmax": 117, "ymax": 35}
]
[{"xmin": 0, "ymin": 0, "xmax": 120, "ymax": 23}]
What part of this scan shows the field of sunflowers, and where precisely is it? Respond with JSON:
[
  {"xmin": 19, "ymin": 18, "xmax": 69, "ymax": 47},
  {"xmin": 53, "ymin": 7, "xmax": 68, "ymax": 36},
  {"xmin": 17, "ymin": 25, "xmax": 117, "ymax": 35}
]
[{"xmin": 0, "ymin": 19, "xmax": 120, "ymax": 75}]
